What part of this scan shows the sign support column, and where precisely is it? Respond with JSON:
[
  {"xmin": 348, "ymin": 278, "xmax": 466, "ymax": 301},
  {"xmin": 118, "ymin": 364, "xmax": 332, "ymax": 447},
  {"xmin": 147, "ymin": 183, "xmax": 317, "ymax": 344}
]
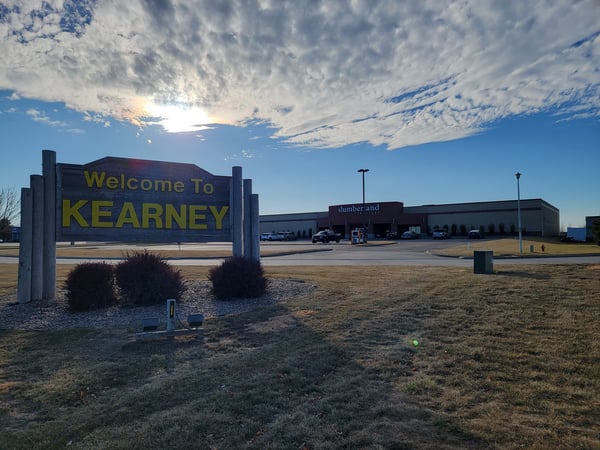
[
  {"xmin": 231, "ymin": 166, "xmax": 243, "ymax": 257},
  {"xmin": 243, "ymin": 179, "xmax": 253, "ymax": 259},
  {"xmin": 17, "ymin": 188, "xmax": 33, "ymax": 303},
  {"xmin": 30, "ymin": 174, "xmax": 44, "ymax": 301},
  {"xmin": 42, "ymin": 150, "xmax": 56, "ymax": 301},
  {"xmin": 251, "ymin": 193, "xmax": 260, "ymax": 261}
]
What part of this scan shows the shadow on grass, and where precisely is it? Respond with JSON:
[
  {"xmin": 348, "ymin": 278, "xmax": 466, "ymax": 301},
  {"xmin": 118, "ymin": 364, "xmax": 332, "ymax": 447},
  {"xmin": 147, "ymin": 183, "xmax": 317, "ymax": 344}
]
[
  {"xmin": 493, "ymin": 270, "xmax": 551, "ymax": 279},
  {"xmin": 0, "ymin": 302, "xmax": 488, "ymax": 449}
]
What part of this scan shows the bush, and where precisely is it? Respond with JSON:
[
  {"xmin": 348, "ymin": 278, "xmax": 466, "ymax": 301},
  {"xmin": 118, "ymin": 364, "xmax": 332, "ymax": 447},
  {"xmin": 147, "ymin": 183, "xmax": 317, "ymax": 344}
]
[
  {"xmin": 65, "ymin": 263, "xmax": 117, "ymax": 312},
  {"xmin": 115, "ymin": 250, "xmax": 185, "ymax": 306},
  {"xmin": 208, "ymin": 256, "xmax": 267, "ymax": 300}
]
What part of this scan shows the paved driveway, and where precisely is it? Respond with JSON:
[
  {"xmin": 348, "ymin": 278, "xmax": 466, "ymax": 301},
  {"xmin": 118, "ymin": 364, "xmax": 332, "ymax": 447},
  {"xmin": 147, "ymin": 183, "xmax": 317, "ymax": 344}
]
[{"xmin": 1, "ymin": 240, "xmax": 599, "ymax": 266}]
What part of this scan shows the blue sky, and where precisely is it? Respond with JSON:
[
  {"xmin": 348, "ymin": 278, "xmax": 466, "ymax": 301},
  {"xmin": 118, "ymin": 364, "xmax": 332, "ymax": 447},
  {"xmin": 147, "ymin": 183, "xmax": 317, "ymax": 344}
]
[{"xmin": 1, "ymin": 1, "xmax": 599, "ymax": 229}]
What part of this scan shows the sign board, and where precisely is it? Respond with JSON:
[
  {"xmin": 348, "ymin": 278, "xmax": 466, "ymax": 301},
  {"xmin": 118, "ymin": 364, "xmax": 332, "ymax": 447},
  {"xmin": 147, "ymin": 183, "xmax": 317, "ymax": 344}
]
[{"xmin": 57, "ymin": 157, "xmax": 231, "ymax": 242}]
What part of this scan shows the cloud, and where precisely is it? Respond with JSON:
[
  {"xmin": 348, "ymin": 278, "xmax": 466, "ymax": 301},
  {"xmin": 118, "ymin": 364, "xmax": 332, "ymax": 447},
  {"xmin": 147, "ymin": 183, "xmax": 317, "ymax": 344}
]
[
  {"xmin": 26, "ymin": 108, "xmax": 68, "ymax": 127},
  {"xmin": 0, "ymin": 0, "xmax": 598, "ymax": 149}
]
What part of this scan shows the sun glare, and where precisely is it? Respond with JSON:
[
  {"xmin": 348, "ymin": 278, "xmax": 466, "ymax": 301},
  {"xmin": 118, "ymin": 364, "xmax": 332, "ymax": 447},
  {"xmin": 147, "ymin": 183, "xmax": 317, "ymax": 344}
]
[{"xmin": 145, "ymin": 102, "xmax": 212, "ymax": 133}]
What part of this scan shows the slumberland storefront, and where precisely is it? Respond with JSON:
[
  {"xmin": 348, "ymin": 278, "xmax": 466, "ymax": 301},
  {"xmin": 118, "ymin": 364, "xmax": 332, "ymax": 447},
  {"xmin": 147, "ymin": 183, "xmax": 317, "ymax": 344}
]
[{"xmin": 317, "ymin": 201, "xmax": 428, "ymax": 238}]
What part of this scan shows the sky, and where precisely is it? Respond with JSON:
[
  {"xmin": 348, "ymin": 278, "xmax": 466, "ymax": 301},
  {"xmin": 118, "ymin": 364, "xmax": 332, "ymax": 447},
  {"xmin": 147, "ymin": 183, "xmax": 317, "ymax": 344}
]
[{"xmin": 0, "ymin": 0, "xmax": 599, "ymax": 229}]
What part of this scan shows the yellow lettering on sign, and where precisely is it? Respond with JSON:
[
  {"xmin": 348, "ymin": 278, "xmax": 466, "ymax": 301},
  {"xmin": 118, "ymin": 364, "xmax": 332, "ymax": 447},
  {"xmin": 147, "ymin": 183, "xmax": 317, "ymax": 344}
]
[
  {"xmin": 62, "ymin": 199, "xmax": 88, "ymax": 227},
  {"xmin": 115, "ymin": 202, "xmax": 140, "ymax": 228},
  {"xmin": 91, "ymin": 200, "xmax": 114, "ymax": 227},
  {"xmin": 127, "ymin": 177, "xmax": 137, "ymax": 189},
  {"xmin": 173, "ymin": 181, "xmax": 184, "ymax": 193},
  {"xmin": 209, "ymin": 205, "xmax": 229, "ymax": 230},
  {"xmin": 84, "ymin": 170, "xmax": 105, "ymax": 188},
  {"xmin": 61, "ymin": 200, "xmax": 229, "ymax": 231},
  {"xmin": 83, "ymin": 170, "xmax": 189, "ymax": 193},
  {"xmin": 165, "ymin": 204, "xmax": 186, "ymax": 229},
  {"xmin": 189, "ymin": 205, "xmax": 208, "ymax": 230},
  {"xmin": 105, "ymin": 176, "xmax": 119, "ymax": 189},
  {"xmin": 142, "ymin": 203, "xmax": 163, "ymax": 228}
]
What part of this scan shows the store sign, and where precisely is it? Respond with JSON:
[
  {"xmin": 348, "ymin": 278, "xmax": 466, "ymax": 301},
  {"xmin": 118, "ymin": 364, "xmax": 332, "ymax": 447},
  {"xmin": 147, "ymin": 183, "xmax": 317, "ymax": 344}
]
[
  {"xmin": 337, "ymin": 203, "xmax": 381, "ymax": 214},
  {"xmin": 57, "ymin": 157, "xmax": 231, "ymax": 242}
]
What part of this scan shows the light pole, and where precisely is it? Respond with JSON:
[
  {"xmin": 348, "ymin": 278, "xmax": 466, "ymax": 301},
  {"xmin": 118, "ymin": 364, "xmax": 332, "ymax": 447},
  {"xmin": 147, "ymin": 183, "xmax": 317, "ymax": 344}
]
[
  {"xmin": 358, "ymin": 169, "xmax": 369, "ymax": 242},
  {"xmin": 515, "ymin": 172, "xmax": 522, "ymax": 256}
]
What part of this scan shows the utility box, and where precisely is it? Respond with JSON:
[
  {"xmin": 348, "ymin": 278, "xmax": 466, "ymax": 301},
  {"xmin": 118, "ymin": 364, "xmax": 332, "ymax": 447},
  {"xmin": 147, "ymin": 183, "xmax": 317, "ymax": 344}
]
[{"xmin": 474, "ymin": 251, "xmax": 493, "ymax": 274}]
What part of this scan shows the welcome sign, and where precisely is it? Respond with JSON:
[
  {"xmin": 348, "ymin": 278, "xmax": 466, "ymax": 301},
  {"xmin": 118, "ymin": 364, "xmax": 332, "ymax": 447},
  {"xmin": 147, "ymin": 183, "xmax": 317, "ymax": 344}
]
[{"xmin": 57, "ymin": 157, "xmax": 231, "ymax": 242}]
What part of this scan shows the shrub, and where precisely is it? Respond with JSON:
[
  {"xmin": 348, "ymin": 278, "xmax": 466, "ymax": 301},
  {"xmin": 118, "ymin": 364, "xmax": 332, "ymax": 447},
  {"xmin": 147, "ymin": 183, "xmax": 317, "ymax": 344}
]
[
  {"xmin": 115, "ymin": 250, "xmax": 185, "ymax": 306},
  {"xmin": 208, "ymin": 256, "xmax": 267, "ymax": 300},
  {"xmin": 65, "ymin": 263, "xmax": 117, "ymax": 312}
]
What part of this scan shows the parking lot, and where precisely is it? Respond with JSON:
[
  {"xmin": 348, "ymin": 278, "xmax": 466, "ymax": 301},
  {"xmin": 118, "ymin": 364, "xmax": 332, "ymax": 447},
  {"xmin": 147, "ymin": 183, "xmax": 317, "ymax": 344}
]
[{"xmin": 1, "ymin": 238, "xmax": 598, "ymax": 267}]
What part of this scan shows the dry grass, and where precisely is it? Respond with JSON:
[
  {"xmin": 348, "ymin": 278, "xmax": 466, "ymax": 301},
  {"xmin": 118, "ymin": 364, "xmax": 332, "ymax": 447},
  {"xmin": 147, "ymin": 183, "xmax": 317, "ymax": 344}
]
[
  {"xmin": 434, "ymin": 237, "xmax": 600, "ymax": 257},
  {"xmin": 0, "ymin": 264, "xmax": 599, "ymax": 449},
  {"xmin": 0, "ymin": 243, "xmax": 325, "ymax": 259}
]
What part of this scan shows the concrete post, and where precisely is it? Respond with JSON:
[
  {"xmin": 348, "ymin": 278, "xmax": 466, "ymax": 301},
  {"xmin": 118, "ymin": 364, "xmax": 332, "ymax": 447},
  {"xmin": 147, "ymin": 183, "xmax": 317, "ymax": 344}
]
[
  {"xmin": 251, "ymin": 193, "xmax": 260, "ymax": 261},
  {"xmin": 42, "ymin": 150, "xmax": 56, "ymax": 301},
  {"xmin": 231, "ymin": 166, "xmax": 243, "ymax": 257},
  {"xmin": 17, "ymin": 188, "xmax": 33, "ymax": 303},
  {"xmin": 243, "ymin": 179, "xmax": 252, "ymax": 258},
  {"xmin": 30, "ymin": 175, "xmax": 44, "ymax": 301}
]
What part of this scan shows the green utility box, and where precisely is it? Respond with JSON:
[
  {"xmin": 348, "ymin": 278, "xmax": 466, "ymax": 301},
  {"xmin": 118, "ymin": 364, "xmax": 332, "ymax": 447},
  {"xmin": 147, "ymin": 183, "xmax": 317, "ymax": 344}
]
[{"xmin": 474, "ymin": 251, "xmax": 493, "ymax": 274}]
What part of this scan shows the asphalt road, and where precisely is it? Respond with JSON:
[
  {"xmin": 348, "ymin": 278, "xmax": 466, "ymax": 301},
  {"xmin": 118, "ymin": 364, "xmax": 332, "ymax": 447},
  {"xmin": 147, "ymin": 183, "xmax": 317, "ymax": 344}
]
[{"xmin": 2, "ymin": 239, "xmax": 598, "ymax": 266}]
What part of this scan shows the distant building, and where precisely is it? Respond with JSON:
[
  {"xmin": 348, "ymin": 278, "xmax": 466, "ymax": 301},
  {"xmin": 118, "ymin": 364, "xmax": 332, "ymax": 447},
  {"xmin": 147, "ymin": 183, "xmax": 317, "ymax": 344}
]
[
  {"xmin": 259, "ymin": 211, "xmax": 329, "ymax": 240},
  {"xmin": 586, "ymin": 216, "xmax": 600, "ymax": 241},
  {"xmin": 11, "ymin": 226, "xmax": 20, "ymax": 242},
  {"xmin": 260, "ymin": 198, "xmax": 560, "ymax": 239}
]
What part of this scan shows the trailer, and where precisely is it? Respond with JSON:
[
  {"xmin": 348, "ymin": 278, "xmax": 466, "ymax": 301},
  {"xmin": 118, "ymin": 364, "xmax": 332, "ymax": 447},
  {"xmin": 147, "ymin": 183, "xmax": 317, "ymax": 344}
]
[{"xmin": 566, "ymin": 227, "xmax": 586, "ymax": 242}]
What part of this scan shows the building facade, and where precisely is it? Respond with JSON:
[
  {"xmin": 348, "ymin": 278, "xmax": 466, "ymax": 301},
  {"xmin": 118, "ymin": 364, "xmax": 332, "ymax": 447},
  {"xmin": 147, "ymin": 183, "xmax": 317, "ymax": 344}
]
[
  {"xmin": 259, "ymin": 198, "xmax": 560, "ymax": 239},
  {"xmin": 585, "ymin": 216, "xmax": 600, "ymax": 241}
]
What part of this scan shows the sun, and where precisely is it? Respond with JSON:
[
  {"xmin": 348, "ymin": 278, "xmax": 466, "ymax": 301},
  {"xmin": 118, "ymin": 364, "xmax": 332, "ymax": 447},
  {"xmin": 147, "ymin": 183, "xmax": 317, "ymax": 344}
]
[{"xmin": 144, "ymin": 102, "xmax": 212, "ymax": 133}]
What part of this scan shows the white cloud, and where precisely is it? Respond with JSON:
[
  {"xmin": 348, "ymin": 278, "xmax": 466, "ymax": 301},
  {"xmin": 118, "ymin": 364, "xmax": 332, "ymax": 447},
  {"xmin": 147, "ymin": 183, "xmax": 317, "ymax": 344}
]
[
  {"xmin": 26, "ymin": 108, "xmax": 68, "ymax": 127},
  {"xmin": 0, "ymin": 0, "xmax": 598, "ymax": 149}
]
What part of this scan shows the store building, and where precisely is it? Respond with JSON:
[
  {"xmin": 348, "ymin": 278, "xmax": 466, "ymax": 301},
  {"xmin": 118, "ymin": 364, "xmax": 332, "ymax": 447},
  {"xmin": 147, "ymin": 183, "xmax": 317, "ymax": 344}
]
[
  {"xmin": 259, "ymin": 198, "xmax": 560, "ymax": 239},
  {"xmin": 585, "ymin": 216, "xmax": 600, "ymax": 241}
]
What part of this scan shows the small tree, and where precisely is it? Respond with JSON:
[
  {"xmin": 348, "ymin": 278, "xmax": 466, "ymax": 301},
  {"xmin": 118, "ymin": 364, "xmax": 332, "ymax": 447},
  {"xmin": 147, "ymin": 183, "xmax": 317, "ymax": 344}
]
[
  {"xmin": 451, "ymin": 224, "xmax": 457, "ymax": 236},
  {"xmin": 459, "ymin": 224, "xmax": 467, "ymax": 236},
  {"xmin": 499, "ymin": 223, "xmax": 505, "ymax": 235},
  {"xmin": 0, "ymin": 187, "xmax": 19, "ymax": 241},
  {"xmin": 65, "ymin": 263, "xmax": 117, "ymax": 312},
  {"xmin": 488, "ymin": 223, "xmax": 495, "ymax": 235},
  {"xmin": 115, "ymin": 250, "xmax": 185, "ymax": 306},
  {"xmin": 209, "ymin": 256, "xmax": 267, "ymax": 299}
]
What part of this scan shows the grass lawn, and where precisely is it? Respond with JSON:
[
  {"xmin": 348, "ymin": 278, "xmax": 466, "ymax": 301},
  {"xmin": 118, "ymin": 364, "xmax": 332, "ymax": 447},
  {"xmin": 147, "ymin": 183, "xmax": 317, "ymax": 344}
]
[
  {"xmin": 433, "ymin": 237, "xmax": 600, "ymax": 258},
  {"xmin": 1, "ymin": 263, "xmax": 599, "ymax": 449}
]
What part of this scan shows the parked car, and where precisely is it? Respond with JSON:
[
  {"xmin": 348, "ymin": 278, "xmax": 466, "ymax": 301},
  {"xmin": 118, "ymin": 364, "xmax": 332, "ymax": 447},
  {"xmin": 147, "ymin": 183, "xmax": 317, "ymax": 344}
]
[
  {"xmin": 260, "ymin": 232, "xmax": 285, "ymax": 241},
  {"xmin": 400, "ymin": 231, "xmax": 419, "ymax": 240},
  {"xmin": 468, "ymin": 230, "xmax": 483, "ymax": 239},
  {"xmin": 312, "ymin": 229, "xmax": 341, "ymax": 243},
  {"xmin": 432, "ymin": 230, "xmax": 448, "ymax": 239},
  {"xmin": 280, "ymin": 231, "xmax": 297, "ymax": 241}
]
